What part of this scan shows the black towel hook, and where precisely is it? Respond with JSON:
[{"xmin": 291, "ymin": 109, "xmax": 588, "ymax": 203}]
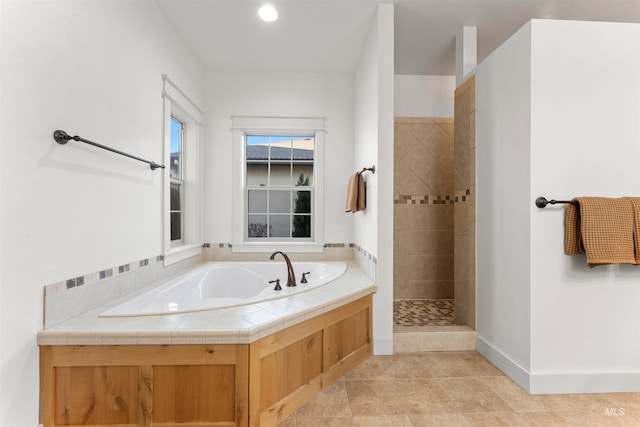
[{"xmin": 360, "ymin": 165, "xmax": 375, "ymax": 174}]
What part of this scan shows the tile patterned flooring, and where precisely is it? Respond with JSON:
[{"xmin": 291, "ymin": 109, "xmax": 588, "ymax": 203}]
[
  {"xmin": 394, "ymin": 299, "xmax": 456, "ymax": 327},
  {"xmin": 280, "ymin": 351, "xmax": 640, "ymax": 426}
]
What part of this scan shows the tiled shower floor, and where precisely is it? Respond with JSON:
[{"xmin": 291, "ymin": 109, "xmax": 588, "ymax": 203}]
[{"xmin": 394, "ymin": 299, "xmax": 456, "ymax": 327}]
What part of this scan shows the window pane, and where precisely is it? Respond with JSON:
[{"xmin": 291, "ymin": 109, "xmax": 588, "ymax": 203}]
[
  {"xmin": 170, "ymin": 117, "xmax": 183, "ymax": 180},
  {"xmin": 248, "ymin": 190, "xmax": 267, "ymax": 213},
  {"xmin": 170, "ymin": 182, "xmax": 181, "ymax": 210},
  {"xmin": 293, "ymin": 166, "xmax": 313, "ymax": 186},
  {"xmin": 248, "ymin": 215, "xmax": 269, "ymax": 238},
  {"xmin": 293, "ymin": 190, "xmax": 311, "ymax": 214},
  {"xmin": 270, "ymin": 215, "xmax": 291, "ymax": 238},
  {"xmin": 170, "ymin": 212, "xmax": 181, "ymax": 241},
  {"xmin": 269, "ymin": 190, "xmax": 291, "ymax": 214},
  {"xmin": 269, "ymin": 144, "xmax": 292, "ymax": 161},
  {"xmin": 270, "ymin": 163, "xmax": 291, "ymax": 186},
  {"xmin": 247, "ymin": 163, "xmax": 268, "ymax": 186},
  {"xmin": 292, "ymin": 215, "xmax": 311, "ymax": 238}
]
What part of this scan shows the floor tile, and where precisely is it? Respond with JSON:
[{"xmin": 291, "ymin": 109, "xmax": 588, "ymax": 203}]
[
  {"xmin": 280, "ymin": 353, "xmax": 640, "ymax": 427},
  {"xmin": 352, "ymin": 415, "xmax": 413, "ymax": 426},
  {"xmin": 296, "ymin": 381, "xmax": 352, "ymax": 418},
  {"xmin": 407, "ymin": 413, "xmax": 472, "ymax": 426}
]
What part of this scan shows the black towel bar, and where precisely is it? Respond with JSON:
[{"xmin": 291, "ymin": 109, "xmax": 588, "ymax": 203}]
[
  {"xmin": 53, "ymin": 130, "xmax": 165, "ymax": 171},
  {"xmin": 535, "ymin": 197, "xmax": 578, "ymax": 208}
]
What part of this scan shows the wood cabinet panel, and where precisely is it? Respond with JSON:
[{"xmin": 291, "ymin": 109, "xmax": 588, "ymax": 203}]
[
  {"xmin": 259, "ymin": 330, "xmax": 323, "ymax": 409},
  {"xmin": 54, "ymin": 366, "xmax": 139, "ymax": 425},
  {"xmin": 326, "ymin": 306, "xmax": 370, "ymax": 367},
  {"xmin": 153, "ymin": 365, "xmax": 236, "ymax": 423}
]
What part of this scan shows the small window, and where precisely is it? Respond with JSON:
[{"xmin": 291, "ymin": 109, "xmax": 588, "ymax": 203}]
[
  {"xmin": 246, "ymin": 135, "xmax": 313, "ymax": 240},
  {"xmin": 170, "ymin": 116, "xmax": 184, "ymax": 243},
  {"xmin": 162, "ymin": 74, "xmax": 204, "ymax": 265}
]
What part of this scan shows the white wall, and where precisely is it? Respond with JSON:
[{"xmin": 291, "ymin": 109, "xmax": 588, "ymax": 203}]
[
  {"xmin": 354, "ymin": 4, "xmax": 394, "ymax": 355},
  {"xmin": 477, "ymin": 19, "xmax": 640, "ymax": 394},
  {"xmin": 204, "ymin": 71, "xmax": 354, "ymax": 245},
  {"xmin": 0, "ymin": 1, "xmax": 205, "ymax": 425},
  {"xmin": 394, "ymin": 75, "xmax": 456, "ymax": 117},
  {"xmin": 475, "ymin": 21, "xmax": 533, "ymax": 385},
  {"xmin": 529, "ymin": 19, "xmax": 640, "ymax": 393}
]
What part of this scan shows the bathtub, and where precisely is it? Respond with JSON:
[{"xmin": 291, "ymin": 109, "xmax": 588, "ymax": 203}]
[{"xmin": 100, "ymin": 261, "xmax": 348, "ymax": 317}]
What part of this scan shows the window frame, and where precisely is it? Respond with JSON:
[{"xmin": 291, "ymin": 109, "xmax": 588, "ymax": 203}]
[
  {"xmin": 231, "ymin": 116, "xmax": 326, "ymax": 253},
  {"xmin": 162, "ymin": 75, "xmax": 204, "ymax": 265},
  {"xmin": 245, "ymin": 134, "xmax": 315, "ymax": 241}
]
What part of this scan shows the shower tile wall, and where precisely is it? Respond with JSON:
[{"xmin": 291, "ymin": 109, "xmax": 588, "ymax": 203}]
[
  {"xmin": 394, "ymin": 117, "xmax": 454, "ymax": 300},
  {"xmin": 454, "ymin": 75, "xmax": 476, "ymax": 328}
]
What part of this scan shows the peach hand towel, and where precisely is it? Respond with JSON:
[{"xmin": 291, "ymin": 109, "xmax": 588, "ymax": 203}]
[
  {"xmin": 565, "ymin": 197, "xmax": 636, "ymax": 266},
  {"xmin": 564, "ymin": 202, "xmax": 582, "ymax": 255},
  {"xmin": 625, "ymin": 197, "xmax": 640, "ymax": 264},
  {"xmin": 345, "ymin": 172, "xmax": 366, "ymax": 213}
]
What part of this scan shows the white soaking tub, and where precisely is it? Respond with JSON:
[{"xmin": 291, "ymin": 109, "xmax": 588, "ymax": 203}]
[{"xmin": 100, "ymin": 261, "xmax": 347, "ymax": 317}]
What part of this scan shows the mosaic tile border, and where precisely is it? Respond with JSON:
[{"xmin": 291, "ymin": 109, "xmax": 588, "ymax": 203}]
[
  {"xmin": 355, "ymin": 244, "xmax": 377, "ymax": 264},
  {"xmin": 204, "ymin": 242, "xmax": 356, "ymax": 249},
  {"xmin": 454, "ymin": 189, "xmax": 472, "ymax": 203},
  {"xmin": 57, "ymin": 255, "xmax": 164, "ymax": 292},
  {"xmin": 394, "ymin": 189, "xmax": 473, "ymax": 205}
]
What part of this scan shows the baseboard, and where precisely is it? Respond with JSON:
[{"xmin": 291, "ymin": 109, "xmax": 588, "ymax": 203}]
[
  {"xmin": 373, "ymin": 336, "xmax": 393, "ymax": 355},
  {"xmin": 529, "ymin": 372, "xmax": 640, "ymax": 394},
  {"xmin": 476, "ymin": 335, "xmax": 531, "ymax": 391},
  {"xmin": 477, "ymin": 335, "xmax": 640, "ymax": 394}
]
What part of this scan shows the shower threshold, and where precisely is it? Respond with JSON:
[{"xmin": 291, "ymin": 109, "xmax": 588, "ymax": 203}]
[{"xmin": 393, "ymin": 299, "xmax": 476, "ymax": 352}]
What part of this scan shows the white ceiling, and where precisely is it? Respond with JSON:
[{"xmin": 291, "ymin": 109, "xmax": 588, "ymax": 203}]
[{"xmin": 156, "ymin": 0, "xmax": 640, "ymax": 75}]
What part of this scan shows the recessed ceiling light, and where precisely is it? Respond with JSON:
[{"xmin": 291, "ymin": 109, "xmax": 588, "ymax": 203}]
[{"xmin": 258, "ymin": 4, "xmax": 278, "ymax": 22}]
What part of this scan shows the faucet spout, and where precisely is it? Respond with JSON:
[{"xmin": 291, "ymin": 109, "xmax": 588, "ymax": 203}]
[{"xmin": 269, "ymin": 251, "xmax": 296, "ymax": 287}]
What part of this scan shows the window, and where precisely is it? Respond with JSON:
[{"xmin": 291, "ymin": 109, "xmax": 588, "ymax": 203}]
[
  {"xmin": 246, "ymin": 135, "xmax": 314, "ymax": 240},
  {"xmin": 162, "ymin": 75, "xmax": 204, "ymax": 265},
  {"xmin": 170, "ymin": 116, "xmax": 184, "ymax": 243},
  {"xmin": 231, "ymin": 116, "xmax": 326, "ymax": 252}
]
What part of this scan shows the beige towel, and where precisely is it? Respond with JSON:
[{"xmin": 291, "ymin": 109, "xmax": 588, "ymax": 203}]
[
  {"xmin": 564, "ymin": 202, "xmax": 582, "ymax": 255},
  {"xmin": 564, "ymin": 197, "xmax": 636, "ymax": 266},
  {"xmin": 345, "ymin": 172, "xmax": 366, "ymax": 213},
  {"xmin": 625, "ymin": 197, "xmax": 640, "ymax": 264}
]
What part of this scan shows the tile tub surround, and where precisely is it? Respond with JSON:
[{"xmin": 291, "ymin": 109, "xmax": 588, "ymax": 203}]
[
  {"xmin": 43, "ymin": 254, "xmax": 204, "ymax": 328},
  {"xmin": 37, "ymin": 261, "xmax": 376, "ymax": 346},
  {"xmin": 43, "ymin": 243, "xmax": 374, "ymax": 329},
  {"xmin": 203, "ymin": 243, "xmax": 378, "ymax": 282}
]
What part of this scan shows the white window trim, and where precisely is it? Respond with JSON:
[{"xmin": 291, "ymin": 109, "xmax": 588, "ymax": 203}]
[
  {"xmin": 162, "ymin": 75, "xmax": 204, "ymax": 266},
  {"xmin": 231, "ymin": 116, "xmax": 326, "ymax": 253}
]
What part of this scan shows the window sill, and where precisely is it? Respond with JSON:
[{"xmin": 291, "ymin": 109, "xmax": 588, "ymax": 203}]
[
  {"xmin": 231, "ymin": 242, "xmax": 324, "ymax": 254},
  {"xmin": 164, "ymin": 244, "xmax": 202, "ymax": 267}
]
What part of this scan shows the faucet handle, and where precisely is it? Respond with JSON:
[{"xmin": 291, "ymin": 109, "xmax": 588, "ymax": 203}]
[
  {"xmin": 300, "ymin": 272, "xmax": 311, "ymax": 283},
  {"xmin": 269, "ymin": 279, "xmax": 282, "ymax": 291}
]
